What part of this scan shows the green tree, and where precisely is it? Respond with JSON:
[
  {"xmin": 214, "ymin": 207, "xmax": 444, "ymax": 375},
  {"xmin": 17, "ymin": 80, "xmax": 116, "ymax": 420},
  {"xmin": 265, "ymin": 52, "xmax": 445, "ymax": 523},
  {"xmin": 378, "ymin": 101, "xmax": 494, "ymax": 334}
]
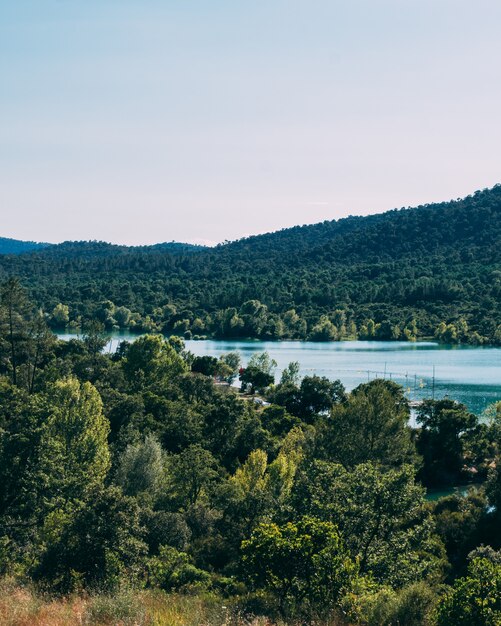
[
  {"xmin": 309, "ymin": 316, "xmax": 338, "ymax": 341},
  {"xmin": 239, "ymin": 352, "xmax": 277, "ymax": 393},
  {"xmin": 115, "ymin": 434, "xmax": 166, "ymax": 501},
  {"xmin": 323, "ymin": 379, "xmax": 414, "ymax": 468},
  {"xmin": 147, "ymin": 545, "xmax": 210, "ymax": 591},
  {"xmin": 114, "ymin": 306, "xmax": 131, "ymax": 328},
  {"xmin": 37, "ymin": 377, "xmax": 111, "ymax": 510},
  {"xmin": 218, "ymin": 351, "xmax": 241, "ymax": 384},
  {"xmin": 292, "ymin": 461, "xmax": 445, "ymax": 586},
  {"xmin": 223, "ymin": 446, "xmax": 300, "ymax": 541},
  {"xmin": 191, "ymin": 355, "xmax": 219, "ymax": 377},
  {"xmin": 417, "ymin": 399, "xmax": 478, "ymax": 486},
  {"xmin": 51, "ymin": 303, "xmax": 70, "ymax": 326},
  {"xmin": 167, "ymin": 444, "xmax": 221, "ymax": 507},
  {"xmin": 280, "ymin": 361, "xmax": 301, "ymax": 386},
  {"xmin": 34, "ymin": 486, "xmax": 147, "ymax": 592},
  {"xmin": 297, "ymin": 375, "xmax": 346, "ymax": 421},
  {"xmin": 435, "ymin": 322, "xmax": 459, "ymax": 343},
  {"xmin": 0, "ymin": 278, "xmax": 32, "ymax": 386},
  {"xmin": 123, "ymin": 334, "xmax": 187, "ymax": 389},
  {"xmin": 436, "ymin": 557, "xmax": 501, "ymax": 626},
  {"xmin": 242, "ymin": 516, "xmax": 359, "ymax": 616}
]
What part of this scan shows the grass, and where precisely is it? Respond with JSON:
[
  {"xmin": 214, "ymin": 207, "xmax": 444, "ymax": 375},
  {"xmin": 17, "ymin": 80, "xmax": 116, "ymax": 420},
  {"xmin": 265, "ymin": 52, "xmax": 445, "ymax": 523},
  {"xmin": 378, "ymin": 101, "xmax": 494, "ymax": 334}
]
[{"xmin": 0, "ymin": 580, "xmax": 286, "ymax": 626}]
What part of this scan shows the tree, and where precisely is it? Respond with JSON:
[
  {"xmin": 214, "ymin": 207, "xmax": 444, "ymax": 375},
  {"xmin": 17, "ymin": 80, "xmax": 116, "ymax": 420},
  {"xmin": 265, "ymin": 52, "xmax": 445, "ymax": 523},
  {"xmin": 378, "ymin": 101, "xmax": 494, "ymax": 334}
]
[
  {"xmin": 239, "ymin": 352, "xmax": 277, "ymax": 393},
  {"xmin": 436, "ymin": 557, "xmax": 501, "ymax": 626},
  {"xmin": 81, "ymin": 319, "xmax": 108, "ymax": 355},
  {"xmin": 218, "ymin": 351, "xmax": 241, "ymax": 384},
  {"xmin": 36, "ymin": 377, "xmax": 111, "ymax": 510},
  {"xmin": 432, "ymin": 491, "xmax": 490, "ymax": 579},
  {"xmin": 0, "ymin": 278, "xmax": 32, "ymax": 386},
  {"xmin": 26, "ymin": 311, "xmax": 56, "ymax": 393},
  {"xmin": 114, "ymin": 306, "xmax": 131, "ymax": 328},
  {"xmin": 297, "ymin": 375, "xmax": 346, "ymax": 421},
  {"xmin": 147, "ymin": 545, "xmax": 210, "ymax": 591},
  {"xmin": 261, "ymin": 405, "xmax": 301, "ymax": 437},
  {"xmin": 123, "ymin": 334, "xmax": 187, "ymax": 388},
  {"xmin": 242, "ymin": 516, "xmax": 359, "ymax": 616},
  {"xmin": 51, "ymin": 303, "xmax": 70, "ymax": 326},
  {"xmin": 435, "ymin": 322, "xmax": 459, "ymax": 344},
  {"xmin": 292, "ymin": 461, "xmax": 445, "ymax": 587},
  {"xmin": 167, "ymin": 444, "xmax": 221, "ymax": 507},
  {"xmin": 239, "ymin": 300, "xmax": 269, "ymax": 337},
  {"xmin": 309, "ymin": 316, "xmax": 338, "ymax": 341},
  {"xmin": 323, "ymin": 379, "xmax": 414, "ymax": 468},
  {"xmin": 417, "ymin": 399, "xmax": 478, "ymax": 486},
  {"xmin": 280, "ymin": 361, "xmax": 301, "ymax": 386},
  {"xmin": 191, "ymin": 355, "xmax": 219, "ymax": 377},
  {"xmin": 222, "ymin": 446, "xmax": 301, "ymax": 543},
  {"xmin": 115, "ymin": 434, "xmax": 166, "ymax": 501},
  {"xmin": 0, "ymin": 380, "xmax": 43, "ymax": 531},
  {"xmin": 34, "ymin": 486, "xmax": 147, "ymax": 592}
]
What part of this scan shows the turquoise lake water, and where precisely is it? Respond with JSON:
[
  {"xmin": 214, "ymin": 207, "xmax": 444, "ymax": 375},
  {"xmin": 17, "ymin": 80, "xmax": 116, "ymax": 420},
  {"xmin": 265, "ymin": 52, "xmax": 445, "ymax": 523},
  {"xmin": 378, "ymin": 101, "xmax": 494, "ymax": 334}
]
[{"xmin": 58, "ymin": 333, "xmax": 500, "ymax": 416}]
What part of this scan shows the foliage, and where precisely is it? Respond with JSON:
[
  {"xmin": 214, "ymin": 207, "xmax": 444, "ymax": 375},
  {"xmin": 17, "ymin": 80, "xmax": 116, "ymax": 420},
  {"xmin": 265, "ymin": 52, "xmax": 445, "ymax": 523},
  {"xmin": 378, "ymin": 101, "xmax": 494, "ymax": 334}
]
[
  {"xmin": 115, "ymin": 435, "xmax": 166, "ymax": 501},
  {"xmin": 242, "ymin": 516, "xmax": 359, "ymax": 616},
  {"xmin": 322, "ymin": 379, "xmax": 415, "ymax": 468},
  {"xmin": 34, "ymin": 486, "xmax": 147, "ymax": 592},
  {"xmin": 292, "ymin": 461, "xmax": 446, "ymax": 586},
  {"xmin": 436, "ymin": 557, "xmax": 501, "ymax": 625},
  {"xmin": 417, "ymin": 399, "xmax": 479, "ymax": 486},
  {"xmin": 147, "ymin": 545, "xmax": 210, "ymax": 591}
]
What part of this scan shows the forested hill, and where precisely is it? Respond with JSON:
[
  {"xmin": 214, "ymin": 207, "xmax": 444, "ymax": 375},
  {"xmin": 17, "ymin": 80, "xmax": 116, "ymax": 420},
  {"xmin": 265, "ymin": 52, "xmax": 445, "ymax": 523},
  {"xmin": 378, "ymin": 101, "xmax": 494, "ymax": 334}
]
[
  {"xmin": 0, "ymin": 186, "xmax": 500, "ymax": 343},
  {"xmin": 218, "ymin": 187, "xmax": 500, "ymax": 265},
  {"xmin": 0, "ymin": 237, "xmax": 48, "ymax": 255},
  {"xmin": 0, "ymin": 239, "xmax": 205, "ymax": 263}
]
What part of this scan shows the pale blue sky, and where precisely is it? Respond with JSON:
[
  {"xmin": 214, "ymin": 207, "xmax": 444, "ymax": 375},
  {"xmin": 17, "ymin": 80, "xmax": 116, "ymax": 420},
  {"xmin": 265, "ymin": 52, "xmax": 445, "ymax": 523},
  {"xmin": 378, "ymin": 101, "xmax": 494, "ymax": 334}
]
[{"xmin": 1, "ymin": 1, "xmax": 500, "ymax": 245}]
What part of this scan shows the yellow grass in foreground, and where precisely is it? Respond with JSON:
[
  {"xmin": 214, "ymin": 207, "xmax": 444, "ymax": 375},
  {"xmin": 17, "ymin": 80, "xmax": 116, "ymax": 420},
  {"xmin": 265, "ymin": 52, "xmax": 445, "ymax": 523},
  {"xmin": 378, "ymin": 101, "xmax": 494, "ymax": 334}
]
[{"xmin": 0, "ymin": 580, "xmax": 288, "ymax": 626}]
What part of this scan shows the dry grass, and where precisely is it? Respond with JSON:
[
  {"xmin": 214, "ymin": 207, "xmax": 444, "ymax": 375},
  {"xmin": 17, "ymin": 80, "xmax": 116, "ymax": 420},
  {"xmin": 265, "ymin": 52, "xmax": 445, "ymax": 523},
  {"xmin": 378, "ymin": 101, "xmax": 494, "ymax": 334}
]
[{"xmin": 0, "ymin": 581, "xmax": 283, "ymax": 626}]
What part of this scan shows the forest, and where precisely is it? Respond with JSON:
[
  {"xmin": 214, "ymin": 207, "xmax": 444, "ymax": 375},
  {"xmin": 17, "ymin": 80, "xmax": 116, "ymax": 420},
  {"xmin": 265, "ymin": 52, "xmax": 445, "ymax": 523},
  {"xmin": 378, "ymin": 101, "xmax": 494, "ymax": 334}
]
[
  {"xmin": 0, "ymin": 186, "xmax": 500, "ymax": 345},
  {"xmin": 0, "ymin": 278, "xmax": 499, "ymax": 625}
]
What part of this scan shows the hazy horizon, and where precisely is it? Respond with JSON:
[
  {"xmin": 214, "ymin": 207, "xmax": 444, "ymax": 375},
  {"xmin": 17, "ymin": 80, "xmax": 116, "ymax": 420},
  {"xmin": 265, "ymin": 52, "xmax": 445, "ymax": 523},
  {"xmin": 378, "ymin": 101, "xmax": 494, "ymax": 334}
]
[{"xmin": 2, "ymin": 1, "xmax": 501, "ymax": 245}]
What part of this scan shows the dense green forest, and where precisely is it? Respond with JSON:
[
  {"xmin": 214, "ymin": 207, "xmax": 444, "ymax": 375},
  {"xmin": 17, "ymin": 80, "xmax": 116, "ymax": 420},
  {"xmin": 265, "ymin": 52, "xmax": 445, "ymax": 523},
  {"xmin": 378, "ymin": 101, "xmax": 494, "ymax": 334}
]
[
  {"xmin": 1, "ymin": 186, "xmax": 500, "ymax": 344},
  {"xmin": 0, "ymin": 278, "xmax": 500, "ymax": 625}
]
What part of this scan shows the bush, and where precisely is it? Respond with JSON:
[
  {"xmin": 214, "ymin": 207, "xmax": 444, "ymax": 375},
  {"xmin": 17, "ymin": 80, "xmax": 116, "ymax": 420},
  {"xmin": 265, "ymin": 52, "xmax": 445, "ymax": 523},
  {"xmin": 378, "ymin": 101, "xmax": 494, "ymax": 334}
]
[
  {"xmin": 436, "ymin": 557, "xmax": 501, "ymax": 625},
  {"xmin": 147, "ymin": 545, "xmax": 211, "ymax": 592},
  {"xmin": 242, "ymin": 516, "xmax": 359, "ymax": 617}
]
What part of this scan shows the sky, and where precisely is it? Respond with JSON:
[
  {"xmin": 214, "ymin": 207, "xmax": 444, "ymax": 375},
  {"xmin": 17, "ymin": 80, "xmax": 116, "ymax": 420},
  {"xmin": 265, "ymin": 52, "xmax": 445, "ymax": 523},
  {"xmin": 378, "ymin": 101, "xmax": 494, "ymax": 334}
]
[{"xmin": 1, "ymin": 1, "xmax": 500, "ymax": 246}]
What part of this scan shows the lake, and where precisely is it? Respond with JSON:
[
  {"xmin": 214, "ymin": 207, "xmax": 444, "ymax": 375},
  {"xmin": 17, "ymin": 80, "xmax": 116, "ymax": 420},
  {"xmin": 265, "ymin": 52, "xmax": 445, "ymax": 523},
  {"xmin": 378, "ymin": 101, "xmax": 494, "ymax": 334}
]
[{"xmin": 58, "ymin": 332, "xmax": 500, "ymax": 417}]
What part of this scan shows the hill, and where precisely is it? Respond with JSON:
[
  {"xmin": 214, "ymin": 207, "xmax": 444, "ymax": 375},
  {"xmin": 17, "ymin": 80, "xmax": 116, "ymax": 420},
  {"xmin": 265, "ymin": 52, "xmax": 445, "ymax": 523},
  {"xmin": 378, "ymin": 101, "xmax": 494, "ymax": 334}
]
[
  {"xmin": 0, "ymin": 186, "xmax": 499, "ymax": 343},
  {"xmin": 0, "ymin": 237, "xmax": 48, "ymax": 255}
]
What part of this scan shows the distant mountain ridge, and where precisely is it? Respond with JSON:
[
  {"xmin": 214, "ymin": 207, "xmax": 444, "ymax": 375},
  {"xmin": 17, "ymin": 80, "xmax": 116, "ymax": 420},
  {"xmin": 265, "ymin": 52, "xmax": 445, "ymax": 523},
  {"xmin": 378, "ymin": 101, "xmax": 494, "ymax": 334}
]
[
  {"xmin": 0, "ymin": 238, "xmax": 206, "ymax": 257},
  {"xmin": 0, "ymin": 237, "xmax": 49, "ymax": 255}
]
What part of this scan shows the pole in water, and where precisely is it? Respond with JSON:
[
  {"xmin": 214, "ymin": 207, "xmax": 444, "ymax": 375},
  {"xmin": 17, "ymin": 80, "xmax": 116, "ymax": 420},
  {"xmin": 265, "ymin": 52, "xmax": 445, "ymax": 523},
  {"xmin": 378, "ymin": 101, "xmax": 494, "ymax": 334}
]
[
  {"xmin": 384, "ymin": 362, "xmax": 387, "ymax": 378},
  {"xmin": 432, "ymin": 365, "xmax": 435, "ymax": 400}
]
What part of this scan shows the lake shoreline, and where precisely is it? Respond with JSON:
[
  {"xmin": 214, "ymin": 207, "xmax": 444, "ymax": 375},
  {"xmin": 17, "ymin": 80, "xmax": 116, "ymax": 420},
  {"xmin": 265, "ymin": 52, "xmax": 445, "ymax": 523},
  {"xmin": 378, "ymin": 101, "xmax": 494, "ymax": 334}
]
[
  {"xmin": 56, "ymin": 328, "xmax": 501, "ymax": 349},
  {"xmin": 56, "ymin": 332, "xmax": 501, "ymax": 417}
]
